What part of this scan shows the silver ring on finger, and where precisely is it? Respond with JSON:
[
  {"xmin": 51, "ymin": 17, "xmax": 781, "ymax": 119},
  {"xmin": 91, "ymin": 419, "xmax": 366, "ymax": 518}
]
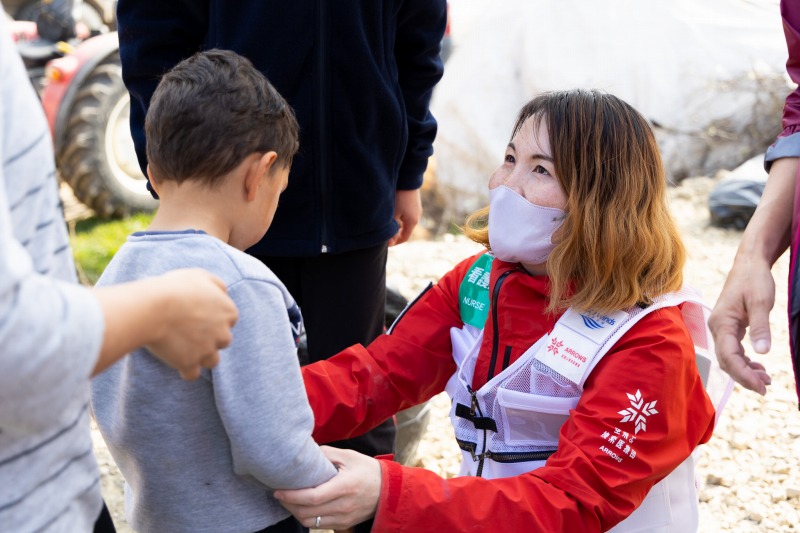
[{"xmin": 315, "ymin": 516, "xmax": 321, "ymax": 528}]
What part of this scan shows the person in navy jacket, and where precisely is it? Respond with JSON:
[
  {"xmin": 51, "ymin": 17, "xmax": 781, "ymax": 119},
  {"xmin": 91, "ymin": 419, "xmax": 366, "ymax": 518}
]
[{"xmin": 115, "ymin": 5, "xmax": 447, "ymax": 522}]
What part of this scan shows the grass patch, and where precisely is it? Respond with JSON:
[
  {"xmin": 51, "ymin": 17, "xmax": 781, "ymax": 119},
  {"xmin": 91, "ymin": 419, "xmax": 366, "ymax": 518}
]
[{"xmin": 69, "ymin": 213, "xmax": 154, "ymax": 285}]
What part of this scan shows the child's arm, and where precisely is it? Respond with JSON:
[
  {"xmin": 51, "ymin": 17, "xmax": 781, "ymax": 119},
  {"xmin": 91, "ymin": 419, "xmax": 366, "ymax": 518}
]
[{"xmin": 211, "ymin": 279, "xmax": 338, "ymax": 489}]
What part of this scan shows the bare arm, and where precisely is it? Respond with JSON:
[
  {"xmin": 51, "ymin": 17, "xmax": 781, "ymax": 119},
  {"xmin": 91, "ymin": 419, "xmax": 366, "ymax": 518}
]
[
  {"xmin": 92, "ymin": 269, "xmax": 238, "ymax": 379},
  {"xmin": 709, "ymin": 157, "xmax": 798, "ymax": 394}
]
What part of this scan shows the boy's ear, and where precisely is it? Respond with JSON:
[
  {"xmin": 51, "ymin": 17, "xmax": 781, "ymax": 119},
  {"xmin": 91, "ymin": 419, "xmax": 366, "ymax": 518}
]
[
  {"xmin": 146, "ymin": 164, "xmax": 160, "ymax": 196},
  {"xmin": 244, "ymin": 152, "xmax": 278, "ymax": 202},
  {"xmin": 259, "ymin": 151, "xmax": 279, "ymax": 177}
]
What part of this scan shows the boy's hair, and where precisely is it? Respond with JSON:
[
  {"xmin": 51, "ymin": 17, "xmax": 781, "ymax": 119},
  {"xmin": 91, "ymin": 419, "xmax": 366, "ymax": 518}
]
[
  {"xmin": 464, "ymin": 89, "xmax": 685, "ymax": 314},
  {"xmin": 145, "ymin": 49, "xmax": 299, "ymax": 185}
]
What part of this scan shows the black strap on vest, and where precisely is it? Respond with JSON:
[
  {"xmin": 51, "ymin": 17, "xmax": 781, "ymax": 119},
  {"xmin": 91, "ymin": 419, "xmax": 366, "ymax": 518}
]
[{"xmin": 455, "ymin": 403, "xmax": 498, "ymax": 432}]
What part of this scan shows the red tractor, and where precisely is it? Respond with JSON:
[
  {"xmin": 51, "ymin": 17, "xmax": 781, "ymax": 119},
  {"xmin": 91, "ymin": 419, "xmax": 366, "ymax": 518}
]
[{"xmin": 9, "ymin": 3, "xmax": 156, "ymax": 218}]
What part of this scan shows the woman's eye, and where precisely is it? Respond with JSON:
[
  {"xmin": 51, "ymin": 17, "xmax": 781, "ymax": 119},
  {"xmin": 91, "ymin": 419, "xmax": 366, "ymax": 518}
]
[
  {"xmin": 533, "ymin": 164, "xmax": 550, "ymax": 175},
  {"xmin": 504, "ymin": 154, "xmax": 515, "ymax": 164}
]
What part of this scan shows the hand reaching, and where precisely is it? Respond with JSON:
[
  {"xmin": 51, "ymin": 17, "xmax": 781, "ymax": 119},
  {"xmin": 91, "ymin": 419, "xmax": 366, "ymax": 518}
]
[
  {"xmin": 274, "ymin": 446, "xmax": 382, "ymax": 530},
  {"xmin": 708, "ymin": 157, "xmax": 799, "ymax": 396},
  {"xmin": 146, "ymin": 269, "xmax": 238, "ymax": 379},
  {"xmin": 93, "ymin": 268, "xmax": 238, "ymax": 378},
  {"xmin": 708, "ymin": 255, "xmax": 774, "ymax": 395}
]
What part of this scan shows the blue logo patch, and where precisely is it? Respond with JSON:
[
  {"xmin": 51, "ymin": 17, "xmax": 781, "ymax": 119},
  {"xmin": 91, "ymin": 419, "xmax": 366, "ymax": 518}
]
[{"xmin": 580, "ymin": 314, "xmax": 605, "ymax": 330}]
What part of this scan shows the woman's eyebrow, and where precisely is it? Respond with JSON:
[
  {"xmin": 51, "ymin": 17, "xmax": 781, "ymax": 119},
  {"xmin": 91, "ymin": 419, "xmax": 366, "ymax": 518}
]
[{"xmin": 509, "ymin": 140, "xmax": 552, "ymax": 161}]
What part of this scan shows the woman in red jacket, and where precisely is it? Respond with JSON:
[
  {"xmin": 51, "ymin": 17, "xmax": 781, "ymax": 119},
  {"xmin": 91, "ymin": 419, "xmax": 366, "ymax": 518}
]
[{"xmin": 276, "ymin": 89, "xmax": 716, "ymax": 532}]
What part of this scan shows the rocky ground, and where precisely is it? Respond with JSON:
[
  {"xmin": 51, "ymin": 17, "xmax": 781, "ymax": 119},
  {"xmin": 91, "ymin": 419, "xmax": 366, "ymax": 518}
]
[{"xmin": 87, "ymin": 175, "xmax": 800, "ymax": 532}]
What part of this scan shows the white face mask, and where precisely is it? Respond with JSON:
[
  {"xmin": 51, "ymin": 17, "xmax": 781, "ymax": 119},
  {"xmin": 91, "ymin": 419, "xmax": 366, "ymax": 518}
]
[{"xmin": 488, "ymin": 185, "xmax": 566, "ymax": 265}]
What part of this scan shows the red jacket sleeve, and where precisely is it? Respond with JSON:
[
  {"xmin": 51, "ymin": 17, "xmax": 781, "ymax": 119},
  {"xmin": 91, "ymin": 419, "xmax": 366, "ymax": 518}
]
[
  {"xmin": 302, "ymin": 253, "xmax": 485, "ymax": 444},
  {"xmin": 373, "ymin": 307, "xmax": 716, "ymax": 532}
]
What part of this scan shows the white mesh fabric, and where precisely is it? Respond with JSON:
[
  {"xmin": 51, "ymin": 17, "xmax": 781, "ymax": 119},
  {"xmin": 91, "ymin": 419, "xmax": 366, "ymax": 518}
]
[
  {"xmin": 448, "ymin": 287, "xmax": 732, "ymax": 478},
  {"xmin": 484, "ymin": 359, "xmax": 581, "ymax": 456},
  {"xmin": 450, "ymin": 331, "xmax": 580, "ymax": 462}
]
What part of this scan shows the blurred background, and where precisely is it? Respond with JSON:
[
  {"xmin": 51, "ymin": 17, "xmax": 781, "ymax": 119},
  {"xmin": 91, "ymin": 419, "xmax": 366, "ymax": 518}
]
[{"xmin": 429, "ymin": 0, "xmax": 788, "ymax": 231}]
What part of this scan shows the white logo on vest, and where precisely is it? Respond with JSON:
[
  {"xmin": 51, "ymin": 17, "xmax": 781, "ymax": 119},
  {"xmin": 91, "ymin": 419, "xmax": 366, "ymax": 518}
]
[{"xmin": 618, "ymin": 389, "xmax": 659, "ymax": 434}]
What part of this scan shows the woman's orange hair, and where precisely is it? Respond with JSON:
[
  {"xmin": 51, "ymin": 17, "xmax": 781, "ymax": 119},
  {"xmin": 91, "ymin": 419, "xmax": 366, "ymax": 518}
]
[{"xmin": 464, "ymin": 89, "xmax": 685, "ymax": 314}]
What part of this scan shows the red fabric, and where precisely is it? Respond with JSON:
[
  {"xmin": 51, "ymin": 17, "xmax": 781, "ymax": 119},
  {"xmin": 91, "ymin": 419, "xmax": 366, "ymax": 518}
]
[{"xmin": 302, "ymin": 253, "xmax": 716, "ymax": 531}]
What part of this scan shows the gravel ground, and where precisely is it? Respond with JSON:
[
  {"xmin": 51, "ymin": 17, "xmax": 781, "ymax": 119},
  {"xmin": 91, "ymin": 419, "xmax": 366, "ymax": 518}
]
[{"xmin": 91, "ymin": 175, "xmax": 800, "ymax": 532}]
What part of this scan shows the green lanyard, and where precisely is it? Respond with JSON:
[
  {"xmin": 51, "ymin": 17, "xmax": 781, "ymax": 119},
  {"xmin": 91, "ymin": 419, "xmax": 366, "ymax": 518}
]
[{"xmin": 458, "ymin": 253, "xmax": 493, "ymax": 328}]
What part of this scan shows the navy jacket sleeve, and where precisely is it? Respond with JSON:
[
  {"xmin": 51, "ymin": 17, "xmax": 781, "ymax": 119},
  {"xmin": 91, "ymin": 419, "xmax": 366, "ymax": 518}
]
[
  {"xmin": 117, "ymin": 0, "xmax": 209, "ymax": 191},
  {"xmin": 394, "ymin": 0, "xmax": 447, "ymax": 190}
]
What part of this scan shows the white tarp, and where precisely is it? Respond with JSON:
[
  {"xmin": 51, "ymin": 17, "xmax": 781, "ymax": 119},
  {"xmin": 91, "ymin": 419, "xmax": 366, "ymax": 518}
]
[{"xmin": 431, "ymin": 0, "xmax": 789, "ymax": 219}]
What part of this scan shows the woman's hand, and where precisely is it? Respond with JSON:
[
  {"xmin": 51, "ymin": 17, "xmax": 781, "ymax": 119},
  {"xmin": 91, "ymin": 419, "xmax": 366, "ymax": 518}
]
[{"xmin": 274, "ymin": 446, "xmax": 382, "ymax": 530}]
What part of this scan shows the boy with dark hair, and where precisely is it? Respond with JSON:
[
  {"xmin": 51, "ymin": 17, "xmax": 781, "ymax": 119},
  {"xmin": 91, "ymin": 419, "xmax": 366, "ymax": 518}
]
[
  {"xmin": 119, "ymin": 10, "xmax": 447, "ymax": 513},
  {"xmin": 90, "ymin": 49, "xmax": 337, "ymax": 533}
]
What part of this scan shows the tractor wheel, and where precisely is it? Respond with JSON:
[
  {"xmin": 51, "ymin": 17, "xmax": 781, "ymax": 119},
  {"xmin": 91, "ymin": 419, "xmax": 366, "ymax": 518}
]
[{"xmin": 57, "ymin": 52, "xmax": 157, "ymax": 218}]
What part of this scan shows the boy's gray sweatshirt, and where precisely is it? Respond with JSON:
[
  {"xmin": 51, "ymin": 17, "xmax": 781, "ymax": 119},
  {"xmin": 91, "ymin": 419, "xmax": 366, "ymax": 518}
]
[{"xmin": 91, "ymin": 231, "xmax": 337, "ymax": 533}]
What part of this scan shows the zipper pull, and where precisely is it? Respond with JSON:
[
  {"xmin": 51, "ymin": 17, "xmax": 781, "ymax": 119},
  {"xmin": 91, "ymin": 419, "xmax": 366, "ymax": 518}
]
[
  {"xmin": 465, "ymin": 385, "xmax": 475, "ymax": 416},
  {"xmin": 476, "ymin": 450, "xmax": 491, "ymax": 477},
  {"xmin": 467, "ymin": 387, "xmax": 479, "ymax": 416}
]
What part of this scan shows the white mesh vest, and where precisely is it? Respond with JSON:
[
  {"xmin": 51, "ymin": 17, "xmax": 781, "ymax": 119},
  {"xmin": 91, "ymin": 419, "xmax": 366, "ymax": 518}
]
[{"xmin": 445, "ymin": 255, "xmax": 726, "ymax": 532}]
